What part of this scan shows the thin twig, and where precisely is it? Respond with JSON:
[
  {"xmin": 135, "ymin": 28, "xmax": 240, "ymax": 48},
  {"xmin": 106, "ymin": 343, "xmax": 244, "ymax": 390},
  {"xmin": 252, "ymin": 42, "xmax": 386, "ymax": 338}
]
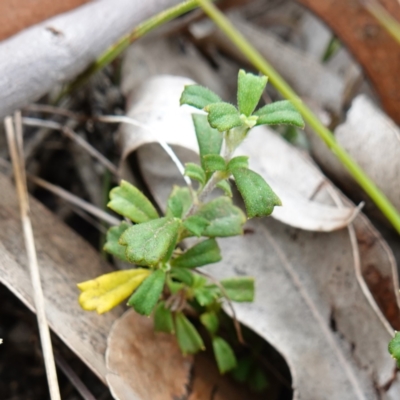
[
  {"xmin": 326, "ymin": 185, "xmax": 395, "ymax": 337},
  {"xmin": 24, "ymin": 104, "xmax": 86, "ymax": 121},
  {"xmin": 70, "ymin": 206, "xmax": 109, "ymax": 234},
  {"xmin": 4, "ymin": 115, "xmax": 61, "ymax": 400},
  {"xmin": 55, "ymin": 353, "xmax": 97, "ymax": 400},
  {"xmin": 193, "ymin": 268, "xmax": 244, "ymax": 344},
  {"xmin": 97, "ymin": 115, "xmax": 193, "ymax": 188},
  {"xmin": 30, "ymin": 175, "xmax": 120, "ymax": 226},
  {"xmin": 22, "ymin": 117, "xmax": 119, "ymax": 176},
  {"xmin": 0, "ymin": 156, "xmax": 118, "ymax": 227}
]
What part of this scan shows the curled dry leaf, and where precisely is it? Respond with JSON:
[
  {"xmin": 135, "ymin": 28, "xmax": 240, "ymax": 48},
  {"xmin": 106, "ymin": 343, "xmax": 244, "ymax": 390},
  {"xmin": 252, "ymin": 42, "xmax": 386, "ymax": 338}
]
[
  {"xmin": 306, "ymin": 95, "xmax": 400, "ymax": 222},
  {"xmin": 118, "ymin": 70, "xmax": 400, "ymax": 398},
  {"xmin": 106, "ymin": 310, "xmax": 193, "ymax": 400}
]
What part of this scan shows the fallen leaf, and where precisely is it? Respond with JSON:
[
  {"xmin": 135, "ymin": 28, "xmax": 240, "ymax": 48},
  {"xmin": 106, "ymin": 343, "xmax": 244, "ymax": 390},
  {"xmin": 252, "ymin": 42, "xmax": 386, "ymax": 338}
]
[
  {"xmin": 0, "ymin": 172, "xmax": 122, "ymax": 382},
  {"xmin": 106, "ymin": 310, "xmax": 193, "ymax": 400},
  {"xmin": 306, "ymin": 95, "xmax": 400, "ymax": 224}
]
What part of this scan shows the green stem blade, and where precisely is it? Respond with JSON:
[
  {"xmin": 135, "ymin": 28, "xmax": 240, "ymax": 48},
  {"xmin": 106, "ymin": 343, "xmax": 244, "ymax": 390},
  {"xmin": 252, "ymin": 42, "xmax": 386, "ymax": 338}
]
[{"xmin": 197, "ymin": 0, "xmax": 400, "ymax": 234}]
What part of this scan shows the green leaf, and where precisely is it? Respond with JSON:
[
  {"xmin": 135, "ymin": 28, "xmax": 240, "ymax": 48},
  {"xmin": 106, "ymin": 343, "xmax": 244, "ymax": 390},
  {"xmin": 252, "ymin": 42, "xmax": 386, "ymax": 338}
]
[
  {"xmin": 175, "ymin": 312, "xmax": 205, "ymax": 355},
  {"xmin": 183, "ymin": 215, "xmax": 210, "ymax": 237},
  {"xmin": 103, "ymin": 222, "xmax": 130, "ymax": 262},
  {"xmin": 167, "ymin": 277, "xmax": 184, "ymax": 295},
  {"xmin": 166, "ymin": 186, "xmax": 192, "ymax": 218},
  {"xmin": 170, "ymin": 267, "xmax": 194, "ymax": 286},
  {"xmin": 171, "ymin": 238, "xmax": 222, "ymax": 269},
  {"xmin": 221, "ymin": 277, "xmax": 254, "ymax": 302},
  {"xmin": 213, "ymin": 336, "xmax": 237, "ymax": 374},
  {"xmin": 231, "ymin": 357, "xmax": 252, "ymax": 383},
  {"xmin": 205, "ymin": 102, "xmax": 242, "ymax": 132},
  {"xmin": 184, "ymin": 163, "xmax": 206, "ymax": 186},
  {"xmin": 180, "ymin": 84, "xmax": 221, "ymax": 109},
  {"xmin": 154, "ymin": 301, "xmax": 175, "ymax": 333},
  {"xmin": 254, "ymin": 99, "xmax": 297, "ymax": 115},
  {"xmin": 120, "ymin": 217, "xmax": 181, "ymax": 266},
  {"xmin": 203, "ymin": 154, "xmax": 226, "ymax": 172},
  {"xmin": 389, "ymin": 331, "xmax": 400, "ymax": 367},
  {"xmin": 237, "ymin": 70, "xmax": 268, "ymax": 116},
  {"xmin": 200, "ymin": 311, "xmax": 219, "ymax": 335},
  {"xmin": 192, "ymin": 114, "xmax": 223, "ymax": 168},
  {"xmin": 195, "ymin": 197, "xmax": 246, "ymax": 237},
  {"xmin": 108, "ymin": 180, "xmax": 158, "ymax": 223},
  {"xmin": 232, "ymin": 168, "xmax": 281, "ymax": 218},
  {"xmin": 227, "ymin": 156, "xmax": 249, "ymax": 172},
  {"xmin": 192, "ymin": 274, "xmax": 207, "ymax": 288},
  {"xmin": 194, "ymin": 285, "xmax": 220, "ymax": 306},
  {"xmin": 257, "ymin": 110, "xmax": 304, "ymax": 128},
  {"xmin": 254, "ymin": 100, "xmax": 304, "ymax": 128},
  {"xmin": 249, "ymin": 367, "xmax": 269, "ymax": 392},
  {"xmin": 216, "ymin": 180, "xmax": 232, "ymax": 197},
  {"xmin": 128, "ymin": 269, "xmax": 166, "ymax": 315}
]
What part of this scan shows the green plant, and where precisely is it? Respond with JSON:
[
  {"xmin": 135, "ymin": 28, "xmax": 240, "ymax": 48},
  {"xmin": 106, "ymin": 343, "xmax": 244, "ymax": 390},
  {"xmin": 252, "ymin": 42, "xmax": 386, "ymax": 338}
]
[
  {"xmin": 197, "ymin": 0, "xmax": 400, "ymax": 235},
  {"xmin": 77, "ymin": 70, "xmax": 304, "ymax": 374}
]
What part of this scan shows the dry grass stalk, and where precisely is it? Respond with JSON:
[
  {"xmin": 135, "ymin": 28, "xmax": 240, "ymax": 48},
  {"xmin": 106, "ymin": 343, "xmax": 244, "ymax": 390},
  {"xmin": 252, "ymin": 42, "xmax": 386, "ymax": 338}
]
[
  {"xmin": 22, "ymin": 117, "xmax": 119, "ymax": 176},
  {"xmin": 4, "ymin": 113, "xmax": 61, "ymax": 400}
]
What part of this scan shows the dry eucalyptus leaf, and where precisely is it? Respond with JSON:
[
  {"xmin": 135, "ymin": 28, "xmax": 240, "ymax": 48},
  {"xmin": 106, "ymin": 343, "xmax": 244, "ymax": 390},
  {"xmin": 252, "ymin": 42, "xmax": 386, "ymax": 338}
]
[
  {"xmin": 0, "ymin": 172, "xmax": 122, "ymax": 381},
  {"xmin": 188, "ymin": 353, "xmax": 265, "ymax": 400},
  {"xmin": 121, "ymin": 37, "xmax": 228, "ymax": 101},
  {"xmin": 306, "ymin": 95, "xmax": 400, "ymax": 221},
  {"xmin": 119, "ymin": 74, "xmax": 354, "ymax": 232},
  {"xmin": 118, "ymin": 72, "xmax": 400, "ymax": 398},
  {"xmin": 106, "ymin": 310, "xmax": 193, "ymax": 400}
]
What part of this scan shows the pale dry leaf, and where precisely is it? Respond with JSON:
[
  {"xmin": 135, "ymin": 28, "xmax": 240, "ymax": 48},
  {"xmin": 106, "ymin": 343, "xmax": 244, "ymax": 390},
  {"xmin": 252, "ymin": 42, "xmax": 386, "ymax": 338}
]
[
  {"xmin": 121, "ymin": 37, "xmax": 228, "ymax": 101},
  {"xmin": 306, "ymin": 95, "xmax": 400, "ymax": 222},
  {"xmin": 106, "ymin": 310, "xmax": 193, "ymax": 400},
  {"xmin": 117, "ymin": 72, "xmax": 400, "ymax": 399},
  {"xmin": 0, "ymin": 172, "xmax": 123, "ymax": 381}
]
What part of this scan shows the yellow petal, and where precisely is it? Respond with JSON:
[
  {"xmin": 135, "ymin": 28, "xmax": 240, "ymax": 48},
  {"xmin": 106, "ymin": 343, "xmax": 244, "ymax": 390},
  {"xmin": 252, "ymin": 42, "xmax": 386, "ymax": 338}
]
[{"xmin": 77, "ymin": 269, "xmax": 151, "ymax": 313}]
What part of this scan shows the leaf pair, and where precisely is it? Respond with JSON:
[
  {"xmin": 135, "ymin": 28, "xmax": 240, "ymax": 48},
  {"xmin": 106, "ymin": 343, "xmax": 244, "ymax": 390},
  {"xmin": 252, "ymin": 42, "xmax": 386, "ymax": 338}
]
[
  {"xmin": 180, "ymin": 69, "xmax": 304, "ymax": 133},
  {"xmin": 154, "ymin": 304, "xmax": 205, "ymax": 355}
]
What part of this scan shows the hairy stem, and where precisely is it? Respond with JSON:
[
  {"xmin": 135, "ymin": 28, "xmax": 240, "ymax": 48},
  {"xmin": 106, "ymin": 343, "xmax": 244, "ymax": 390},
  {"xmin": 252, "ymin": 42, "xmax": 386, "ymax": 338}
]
[{"xmin": 198, "ymin": 0, "xmax": 400, "ymax": 235}]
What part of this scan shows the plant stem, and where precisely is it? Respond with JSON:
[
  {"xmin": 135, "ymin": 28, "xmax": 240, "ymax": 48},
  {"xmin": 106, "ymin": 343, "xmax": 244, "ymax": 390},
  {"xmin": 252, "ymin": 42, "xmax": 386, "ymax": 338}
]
[
  {"xmin": 363, "ymin": 0, "xmax": 400, "ymax": 46},
  {"xmin": 57, "ymin": 0, "xmax": 201, "ymax": 101},
  {"xmin": 197, "ymin": 0, "xmax": 400, "ymax": 235}
]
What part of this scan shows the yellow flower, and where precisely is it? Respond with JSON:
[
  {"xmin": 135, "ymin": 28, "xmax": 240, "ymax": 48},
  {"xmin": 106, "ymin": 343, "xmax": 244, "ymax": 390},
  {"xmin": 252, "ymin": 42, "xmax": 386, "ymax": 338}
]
[{"xmin": 77, "ymin": 268, "xmax": 151, "ymax": 314}]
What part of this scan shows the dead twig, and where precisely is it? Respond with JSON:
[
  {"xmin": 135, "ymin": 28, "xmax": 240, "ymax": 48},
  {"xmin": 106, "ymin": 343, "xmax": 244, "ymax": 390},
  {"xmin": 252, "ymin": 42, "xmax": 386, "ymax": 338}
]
[
  {"xmin": 55, "ymin": 353, "xmax": 97, "ymax": 400},
  {"xmin": 97, "ymin": 115, "xmax": 193, "ymax": 189},
  {"xmin": 30, "ymin": 175, "xmax": 120, "ymax": 226},
  {"xmin": 22, "ymin": 117, "xmax": 119, "ymax": 176},
  {"xmin": 4, "ymin": 113, "xmax": 61, "ymax": 400},
  {"xmin": 326, "ymin": 185, "xmax": 395, "ymax": 337}
]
